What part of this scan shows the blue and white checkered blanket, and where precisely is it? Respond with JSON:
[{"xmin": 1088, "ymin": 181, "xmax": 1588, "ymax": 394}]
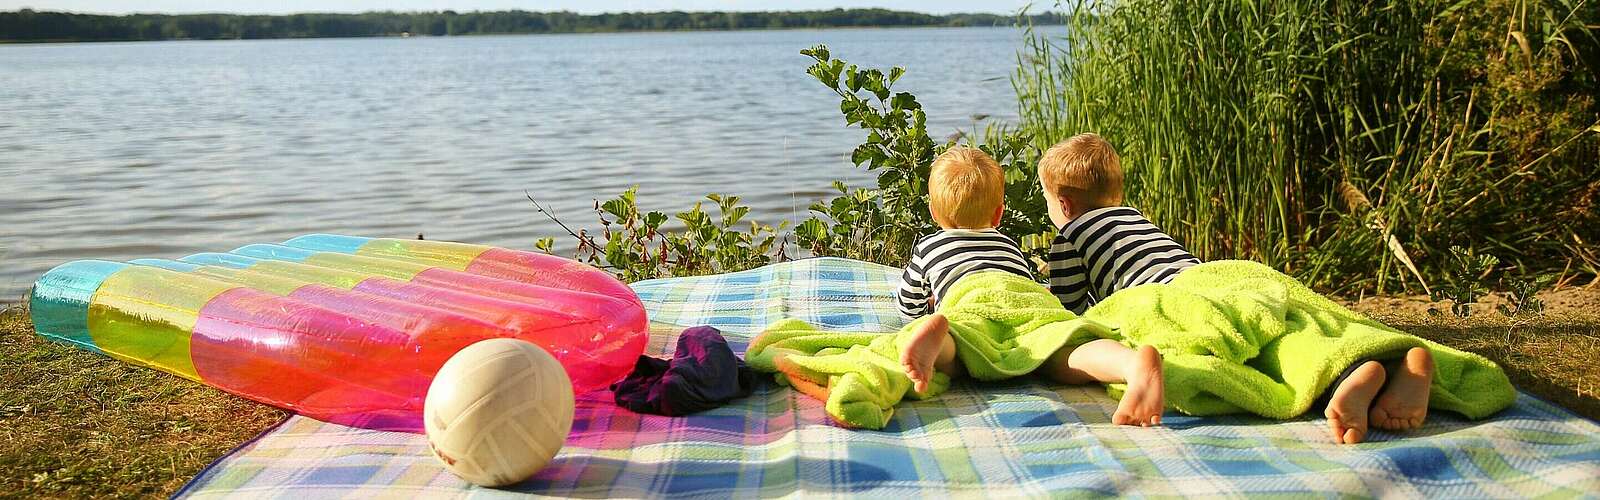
[{"xmin": 176, "ymin": 257, "xmax": 1600, "ymax": 498}]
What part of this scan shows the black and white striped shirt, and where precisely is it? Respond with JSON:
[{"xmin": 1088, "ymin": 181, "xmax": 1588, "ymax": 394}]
[
  {"xmin": 1049, "ymin": 207, "xmax": 1200, "ymax": 314},
  {"xmin": 897, "ymin": 229, "xmax": 1033, "ymax": 318}
]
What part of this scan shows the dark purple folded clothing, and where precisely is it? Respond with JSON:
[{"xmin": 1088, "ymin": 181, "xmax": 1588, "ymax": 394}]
[{"xmin": 610, "ymin": 325, "xmax": 757, "ymax": 416}]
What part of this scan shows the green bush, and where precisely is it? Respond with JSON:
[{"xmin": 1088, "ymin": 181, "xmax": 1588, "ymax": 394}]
[
  {"xmin": 530, "ymin": 188, "xmax": 786, "ymax": 282},
  {"xmin": 1015, "ymin": 0, "xmax": 1599, "ymax": 294},
  {"xmin": 795, "ymin": 45, "xmax": 1054, "ymax": 267}
]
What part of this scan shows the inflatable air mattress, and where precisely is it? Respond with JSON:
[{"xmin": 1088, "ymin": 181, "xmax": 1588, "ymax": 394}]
[{"xmin": 27, "ymin": 234, "xmax": 648, "ymax": 431}]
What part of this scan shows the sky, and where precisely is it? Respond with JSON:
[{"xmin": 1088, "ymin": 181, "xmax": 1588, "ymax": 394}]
[{"xmin": 0, "ymin": 1, "xmax": 1044, "ymax": 15}]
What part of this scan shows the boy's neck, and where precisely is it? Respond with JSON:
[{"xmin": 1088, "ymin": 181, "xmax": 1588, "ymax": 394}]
[{"xmin": 1061, "ymin": 205, "xmax": 1130, "ymax": 229}]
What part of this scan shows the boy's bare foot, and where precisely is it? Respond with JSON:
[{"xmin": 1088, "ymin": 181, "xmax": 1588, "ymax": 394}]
[
  {"xmin": 1369, "ymin": 347, "xmax": 1434, "ymax": 431},
  {"xmin": 1112, "ymin": 345, "xmax": 1164, "ymax": 427},
  {"xmin": 1325, "ymin": 360, "xmax": 1386, "ymax": 444},
  {"xmin": 900, "ymin": 314, "xmax": 949, "ymax": 394}
]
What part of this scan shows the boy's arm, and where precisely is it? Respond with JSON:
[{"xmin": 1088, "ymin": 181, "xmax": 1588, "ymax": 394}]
[
  {"xmin": 897, "ymin": 262, "xmax": 931, "ymax": 318},
  {"xmin": 1049, "ymin": 248, "xmax": 1095, "ymax": 315}
]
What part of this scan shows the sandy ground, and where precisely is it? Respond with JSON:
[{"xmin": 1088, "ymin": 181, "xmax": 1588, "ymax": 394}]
[{"xmin": 1342, "ymin": 285, "xmax": 1600, "ymax": 320}]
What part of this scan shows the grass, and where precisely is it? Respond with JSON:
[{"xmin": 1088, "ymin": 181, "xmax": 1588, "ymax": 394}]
[
  {"xmin": 1401, "ymin": 316, "xmax": 1600, "ymax": 421},
  {"xmin": 1, "ymin": 289, "xmax": 1597, "ymax": 498},
  {"xmin": 0, "ymin": 307, "xmax": 284, "ymax": 499}
]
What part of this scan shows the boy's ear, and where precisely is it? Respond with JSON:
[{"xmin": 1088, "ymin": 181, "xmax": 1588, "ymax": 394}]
[
  {"xmin": 1058, "ymin": 195, "xmax": 1076, "ymax": 220},
  {"xmin": 991, "ymin": 203, "xmax": 1004, "ymax": 227}
]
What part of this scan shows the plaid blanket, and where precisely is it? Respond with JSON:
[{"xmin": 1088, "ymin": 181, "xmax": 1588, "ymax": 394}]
[{"xmin": 176, "ymin": 257, "xmax": 1600, "ymax": 498}]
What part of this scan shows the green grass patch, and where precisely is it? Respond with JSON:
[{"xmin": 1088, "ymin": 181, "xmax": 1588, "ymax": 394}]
[{"xmin": 0, "ymin": 307, "xmax": 284, "ymax": 499}]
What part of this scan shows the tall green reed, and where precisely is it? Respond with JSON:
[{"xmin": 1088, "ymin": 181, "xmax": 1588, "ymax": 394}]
[{"xmin": 1017, "ymin": 0, "xmax": 1599, "ymax": 293}]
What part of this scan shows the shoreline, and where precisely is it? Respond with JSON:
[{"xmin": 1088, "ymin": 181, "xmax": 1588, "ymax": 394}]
[
  {"xmin": 0, "ymin": 24, "xmax": 1037, "ymax": 45},
  {"xmin": 0, "ymin": 9, "xmax": 1059, "ymax": 45}
]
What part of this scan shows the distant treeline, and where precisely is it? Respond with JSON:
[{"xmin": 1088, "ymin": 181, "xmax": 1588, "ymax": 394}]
[{"xmin": 0, "ymin": 8, "xmax": 1060, "ymax": 42}]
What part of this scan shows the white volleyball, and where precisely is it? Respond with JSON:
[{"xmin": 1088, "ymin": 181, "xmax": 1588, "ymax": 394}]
[{"xmin": 424, "ymin": 338, "xmax": 575, "ymax": 487}]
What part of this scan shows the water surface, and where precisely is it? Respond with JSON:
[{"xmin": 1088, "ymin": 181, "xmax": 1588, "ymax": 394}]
[{"xmin": 0, "ymin": 27, "xmax": 1029, "ymax": 300}]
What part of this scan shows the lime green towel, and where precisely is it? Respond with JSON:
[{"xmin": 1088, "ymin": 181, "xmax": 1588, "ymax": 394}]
[
  {"xmin": 1084, "ymin": 260, "xmax": 1516, "ymax": 420},
  {"xmin": 749, "ymin": 261, "xmax": 1516, "ymax": 430},
  {"xmin": 747, "ymin": 271, "xmax": 1114, "ymax": 429}
]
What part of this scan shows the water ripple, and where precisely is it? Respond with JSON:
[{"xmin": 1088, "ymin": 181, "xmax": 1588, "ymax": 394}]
[{"xmin": 0, "ymin": 27, "xmax": 1036, "ymax": 301}]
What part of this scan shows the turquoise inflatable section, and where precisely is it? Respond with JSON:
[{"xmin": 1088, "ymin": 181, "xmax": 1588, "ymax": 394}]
[
  {"xmin": 282, "ymin": 234, "xmax": 371, "ymax": 253},
  {"xmin": 129, "ymin": 259, "xmax": 201, "ymax": 272},
  {"xmin": 232, "ymin": 244, "xmax": 316, "ymax": 261},
  {"xmin": 28, "ymin": 260, "xmax": 129, "ymax": 354},
  {"xmin": 180, "ymin": 252, "xmax": 262, "ymax": 269}
]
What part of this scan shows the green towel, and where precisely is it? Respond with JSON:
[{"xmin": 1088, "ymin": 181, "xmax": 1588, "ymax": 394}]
[
  {"xmin": 748, "ymin": 260, "xmax": 1517, "ymax": 430},
  {"xmin": 747, "ymin": 271, "xmax": 1114, "ymax": 429},
  {"xmin": 1084, "ymin": 260, "xmax": 1516, "ymax": 420}
]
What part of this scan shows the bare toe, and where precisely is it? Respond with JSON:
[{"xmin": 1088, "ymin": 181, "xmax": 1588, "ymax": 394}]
[
  {"xmin": 1343, "ymin": 427, "xmax": 1364, "ymax": 445},
  {"xmin": 1367, "ymin": 406, "xmax": 1393, "ymax": 430}
]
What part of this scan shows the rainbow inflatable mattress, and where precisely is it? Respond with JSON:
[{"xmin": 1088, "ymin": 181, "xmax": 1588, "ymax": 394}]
[{"xmin": 28, "ymin": 234, "xmax": 648, "ymax": 431}]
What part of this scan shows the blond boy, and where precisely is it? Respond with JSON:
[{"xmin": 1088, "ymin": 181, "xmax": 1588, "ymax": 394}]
[
  {"xmin": 894, "ymin": 147, "xmax": 1034, "ymax": 318},
  {"xmin": 1036, "ymin": 133, "xmax": 1435, "ymax": 443}
]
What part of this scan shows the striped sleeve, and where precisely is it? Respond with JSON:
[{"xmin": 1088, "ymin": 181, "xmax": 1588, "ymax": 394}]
[
  {"xmin": 897, "ymin": 243, "xmax": 932, "ymax": 318},
  {"xmin": 1059, "ymin": 207, "xmax": 1201, "ymax": 300},
  {"xmin": 1048, "ymin": 236, "xmax": 1096, "ymax": 315}
]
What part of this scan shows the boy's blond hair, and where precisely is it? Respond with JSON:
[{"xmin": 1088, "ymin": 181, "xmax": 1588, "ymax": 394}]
[
  {"xmin": 1038, "ymin": 133, "xmax": 1125, "ymax": 210},
  {"xmin": 929, "ymin": 146, "xmax": 1005, "ymax": 229}
]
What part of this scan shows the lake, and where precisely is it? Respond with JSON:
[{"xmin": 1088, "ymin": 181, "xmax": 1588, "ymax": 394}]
[{"xmin": 0, "ymin": 27, "xmax": 1032, "ymax": 301}]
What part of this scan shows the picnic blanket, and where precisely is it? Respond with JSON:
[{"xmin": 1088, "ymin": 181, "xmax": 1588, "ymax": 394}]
[{"xmin": 175, "ymin": 257, "xmax": 1600, "ymax": 498}]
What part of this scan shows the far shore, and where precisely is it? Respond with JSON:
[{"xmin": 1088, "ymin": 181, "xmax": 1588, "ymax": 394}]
[
  {"xmin": 0, "ymin": 8, "xmax": 1061, "ymax": 45},
  {"xmin": 0, "ymin": 24, "xmax": 1030, "ymax": 45}
]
